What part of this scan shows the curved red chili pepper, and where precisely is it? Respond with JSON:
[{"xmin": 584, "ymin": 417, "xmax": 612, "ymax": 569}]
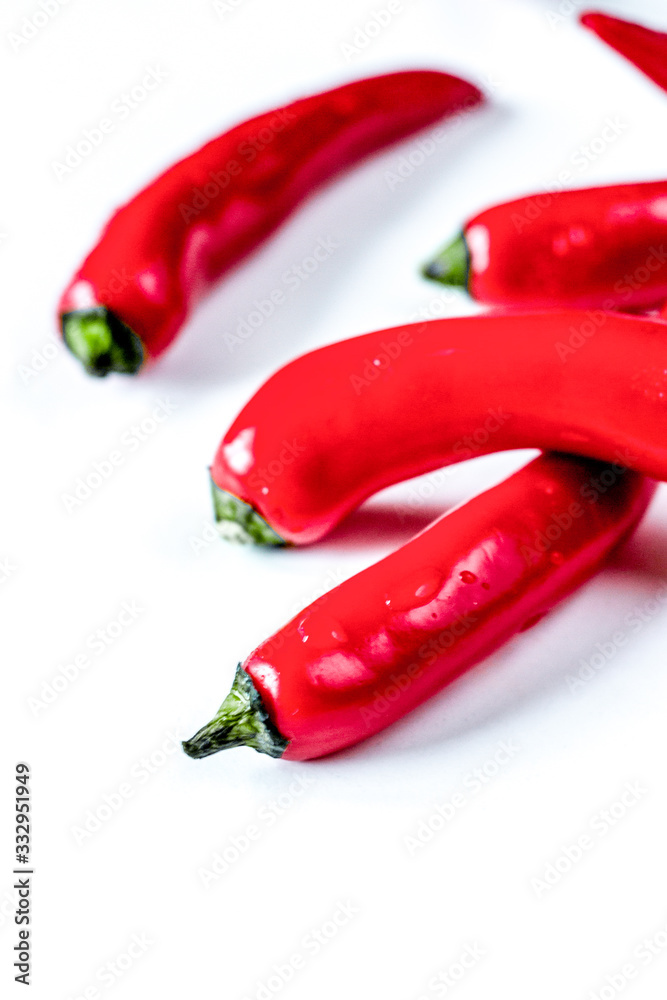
[
  {"xmin": 580, "ymin": 11, "xmax": 667, "ymax": 94},
  {"xmin": 184, "ymin": 453, "xmax": 655, "ymax": 761},
  {"xmin": 421, "ymin": 180, "xmax": 667, "ymax": 311},
  {"xmin": 211, "ymin": 310, "xmax": 667, "ymax": 544},
  {"xmin": 210, "ymin": 310, "xmax": 667, "ymax": 547},
  {"xmin": 58, "ymin": 69, "xmax": 483, "ymax": 376}
]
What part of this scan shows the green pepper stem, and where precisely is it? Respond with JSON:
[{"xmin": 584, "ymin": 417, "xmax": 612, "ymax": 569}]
[
  {"xmin": 210, "ymin": 475, "xmax": 287, "ymax": 546},
  {"xmin": 421, "ymin": 232, "xmax": 469, "ymax": 287},
  {"xmin": 182, "ymin": 665, "xmax": 288, "ymax": 759},
  {"xmin": 61, "ymin": 307, "xmax": 144, "ymax": 376}
]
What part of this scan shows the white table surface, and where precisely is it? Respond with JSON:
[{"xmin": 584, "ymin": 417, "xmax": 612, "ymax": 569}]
[{"xmin": 3, "ymin": 1, "xmax": 667, "ymax": 997}]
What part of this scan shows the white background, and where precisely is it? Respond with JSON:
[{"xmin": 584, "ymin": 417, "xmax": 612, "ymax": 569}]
[{"xmin": 3, "ymin": 0, "xmax": 667, "ymax": 997}]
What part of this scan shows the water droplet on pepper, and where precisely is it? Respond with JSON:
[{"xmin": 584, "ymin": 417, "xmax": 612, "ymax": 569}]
[
  {"xmin": 298, "ymin": 614, "xmax": 348, "ymax": 646},
  {"xmin": 384, "ymin": 568, "xmax": 444, "ymax": 611}
]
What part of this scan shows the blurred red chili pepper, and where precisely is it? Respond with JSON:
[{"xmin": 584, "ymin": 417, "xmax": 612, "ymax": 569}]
[
  {"xmin": 210, "ymin": 311, "xmax": 667, "ymax": 546},
  {"xmin": 421, "ymin": 180, "xmax": 667, "ymax": 311},
  {"xmin": 580, "ymin": 11, "xmax": 667, "ymax": 94},
  {"xmin": 58, "ymin": 69, "xmax": 483, "ymax": 376},
  {"xmin": 184, "ymin": 453, "xmax": 655, "ymax": 761}
]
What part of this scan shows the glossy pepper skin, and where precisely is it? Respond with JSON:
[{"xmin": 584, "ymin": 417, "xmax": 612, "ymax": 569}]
[
  {"xmin": 58, "ymin": 69, "xmax": 483, "ymax": 376},
  {"xmin": 581, "ymin": 11, "xmax": 667, "ymax": 94},
  {"xmin": 184, "ymin": 454, "xmax": 656, "ymax": 761},
  {"xmin": 422, "ymin": 180, "xmax": 667, "ymax": 311},
  {"xmin": 211, "ymin": 311, "xmax": 667, "ymax": 546}
]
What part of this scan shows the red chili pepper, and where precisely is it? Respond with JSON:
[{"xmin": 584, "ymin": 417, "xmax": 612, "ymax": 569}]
[
  {"xmin": 58, "ymin": 70, "xmax": 483, "ymax": 376},
  {"xmin": 210, "ymin": 311, "xmax": 667, "ymax": 546},
  {"xmin": 580, "ymin": 11, "xmax": 667, "ymax": 94},
  {"xmin": 421, "ymin": 180, "xmax": 667, "ymax": 311},
  {"xmin": 184, "ymin": 453, "xmax": 655, "ymax": 761}
]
